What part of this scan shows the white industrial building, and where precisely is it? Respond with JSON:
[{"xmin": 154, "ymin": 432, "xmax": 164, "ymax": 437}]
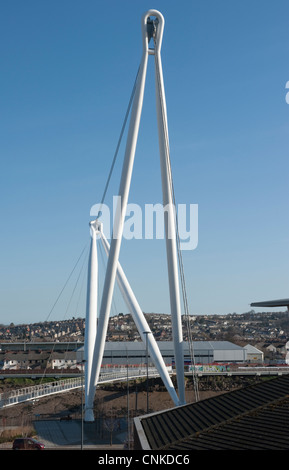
[
  {"xmin": 244, "ymin": 344, "xmax": 264, "ymax": 363},
  {"xmin": 92, "ymin": 340, "xmax": 247, "ymax": 366}
]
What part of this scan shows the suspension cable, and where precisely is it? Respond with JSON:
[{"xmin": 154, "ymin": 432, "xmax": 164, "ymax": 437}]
[
  {"xmin": 45, "ymin": 244, "xmax": 88, "ymax": 322},
  {"xmin": 63, "ymin": 248, "xmax": 88, "ymax": 319},
  {"xmin": 97, "ymin": 65, "xmax": 140, "ymax": 217},
  {"xmin": 44, "ymin": 67, "xmax": 140, "ymax": 326}
]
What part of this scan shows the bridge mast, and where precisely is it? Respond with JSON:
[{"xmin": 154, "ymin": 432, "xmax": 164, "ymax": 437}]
[{"xmin": 85, "ymin": 10, "xmax": 185, "ymax": 421}]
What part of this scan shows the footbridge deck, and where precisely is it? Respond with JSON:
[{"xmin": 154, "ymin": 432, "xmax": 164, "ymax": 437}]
[
  {"xmin": 1, "ymin": 365, "xmax": 289, "ymax": 409},
  {"xmin": 0, "ymin": 367, "xmax": 161, "ymax": 409}
]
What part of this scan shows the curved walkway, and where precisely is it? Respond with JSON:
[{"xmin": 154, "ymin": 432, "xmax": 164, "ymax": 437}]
[{"xmin": 0, "ymin": 367, "xmax": 162, "ymax": 409}]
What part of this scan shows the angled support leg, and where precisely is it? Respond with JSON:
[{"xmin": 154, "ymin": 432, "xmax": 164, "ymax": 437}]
[
  {"xmin": 153, "ymin": 12, "xmax": 186, "ymax": 404},
  {"xmin": 88, "ymin": 17, "xmax": 150, "ymax": 407},
  {"xmin": 99, "ymin": 227, "xmax": 180, "ymax": 406}
]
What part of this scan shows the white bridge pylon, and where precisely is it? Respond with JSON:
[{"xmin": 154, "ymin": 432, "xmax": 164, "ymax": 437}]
[{"xmin": 84, "ymin": 10, "xmax": 185, "ymax": 422}]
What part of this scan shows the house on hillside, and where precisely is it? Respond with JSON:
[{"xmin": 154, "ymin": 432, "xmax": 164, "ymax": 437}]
[
  {"xmin": 0, "ymin": 351, "xmax": 50, "ymax": 370},
  {"xmin": 49, "ymin": 351, "xmax": 81, "ymax": 370}
]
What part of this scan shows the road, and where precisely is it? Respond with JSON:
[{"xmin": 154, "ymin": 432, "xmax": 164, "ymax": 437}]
[{"xmin": 32, "ymin": 419, "xmax": 127, "ymax": 449}]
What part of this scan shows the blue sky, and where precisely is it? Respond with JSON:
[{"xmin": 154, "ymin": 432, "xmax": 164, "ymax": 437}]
[{"xmin": 1, "ymin": 0, "xmax": 289, "ymax": 325}]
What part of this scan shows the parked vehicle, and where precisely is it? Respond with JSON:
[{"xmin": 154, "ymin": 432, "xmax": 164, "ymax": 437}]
[{"xmin": 12, "ymin": 437, "xmax": 45, "ymax": 450}]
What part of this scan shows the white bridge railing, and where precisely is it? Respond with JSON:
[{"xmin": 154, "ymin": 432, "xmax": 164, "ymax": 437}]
[
  {"xmin": 1, "ymin": 365, "xmax": 289, "ymax": 409},
  {"xmin": 0, "ymin": 367, "xmax": 162, "ymax": 409}
]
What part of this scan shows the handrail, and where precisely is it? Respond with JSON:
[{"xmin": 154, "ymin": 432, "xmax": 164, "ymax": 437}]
[
  {"xmin": 1, "ymin": 365, "xmax": 289, "ymax": 409},
  {"xmin": 0, "ymin": 367, "xmax": 163, "ymax": 409}
]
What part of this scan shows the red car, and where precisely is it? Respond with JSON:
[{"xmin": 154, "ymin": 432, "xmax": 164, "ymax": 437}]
[{"xmin": 12, "ymin": 437, "xmax": 45, "ymax": 450}]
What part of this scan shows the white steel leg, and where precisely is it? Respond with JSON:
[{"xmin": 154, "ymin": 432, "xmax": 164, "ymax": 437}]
[
  {"xmin": 152, "ymin": 11, "xmax": 186, "ymax": 404},
  {"xmin": 100, "ymin": 228, "xmax": 180, "ymax": 406},
  {"xmin": 88, "ymin": 25, "xmax": 150, "ymax": 405},
  {"xmin": 84, "ymin": 222, "xmax": 98, "ymax": 422}
]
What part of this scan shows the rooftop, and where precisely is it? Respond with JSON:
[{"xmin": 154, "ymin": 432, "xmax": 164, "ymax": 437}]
[{"xmin": 134, "ymin": 374, "xmax": 289, "ymax": 450}]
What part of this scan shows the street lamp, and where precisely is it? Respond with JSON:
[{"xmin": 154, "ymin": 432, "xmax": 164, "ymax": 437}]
[
  {"xmin": 81, "ymin": 359, "xmax": 86, "ymax": 450},
  {"xmin": 143, "ymin": 331, "xmax": 151, "ymax": 413},
  {"xmin": 126, "ymin": 346, "xmax": 130, "ymax": 449}
]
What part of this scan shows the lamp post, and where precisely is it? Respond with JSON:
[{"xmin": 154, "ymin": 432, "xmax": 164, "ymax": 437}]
[
  {"xmin": 143, "ymin": 331, "xmax": 151, "ymax": 413},
  {"xmin": 81, "ymin": 359, "xmax": 86, "ymax": 450},
  {"xmin": 126, "ymin": 347, "xmax": 130, "ymax": 449}
]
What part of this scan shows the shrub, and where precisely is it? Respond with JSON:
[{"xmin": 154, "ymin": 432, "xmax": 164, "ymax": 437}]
[{"xmin": 0, "ymin": 426, "xmax": 36, "ymax": 443}]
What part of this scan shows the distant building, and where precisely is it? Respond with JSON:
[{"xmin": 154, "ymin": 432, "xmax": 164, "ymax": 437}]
[
  {"xmin": 244, "ymin": 344, "xmax": 264, "ymax": 363},
  {"xmin": 0, "ymin": 340, "xmax": 249, "ymax": 372},
  {"xmin": 77, "ymin": 340, "xmax": 247, "ymax": 367},
  {"xmin": 0, "ymin": 351, "xmax": 51, "ymax": 370},
  {"xmin": 285, "ymin": 341, "xmax": 289, "ymax": 364},
  {"xmin": 49, "ymin": 351, "xmax": 81, "ymax": 370}
]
